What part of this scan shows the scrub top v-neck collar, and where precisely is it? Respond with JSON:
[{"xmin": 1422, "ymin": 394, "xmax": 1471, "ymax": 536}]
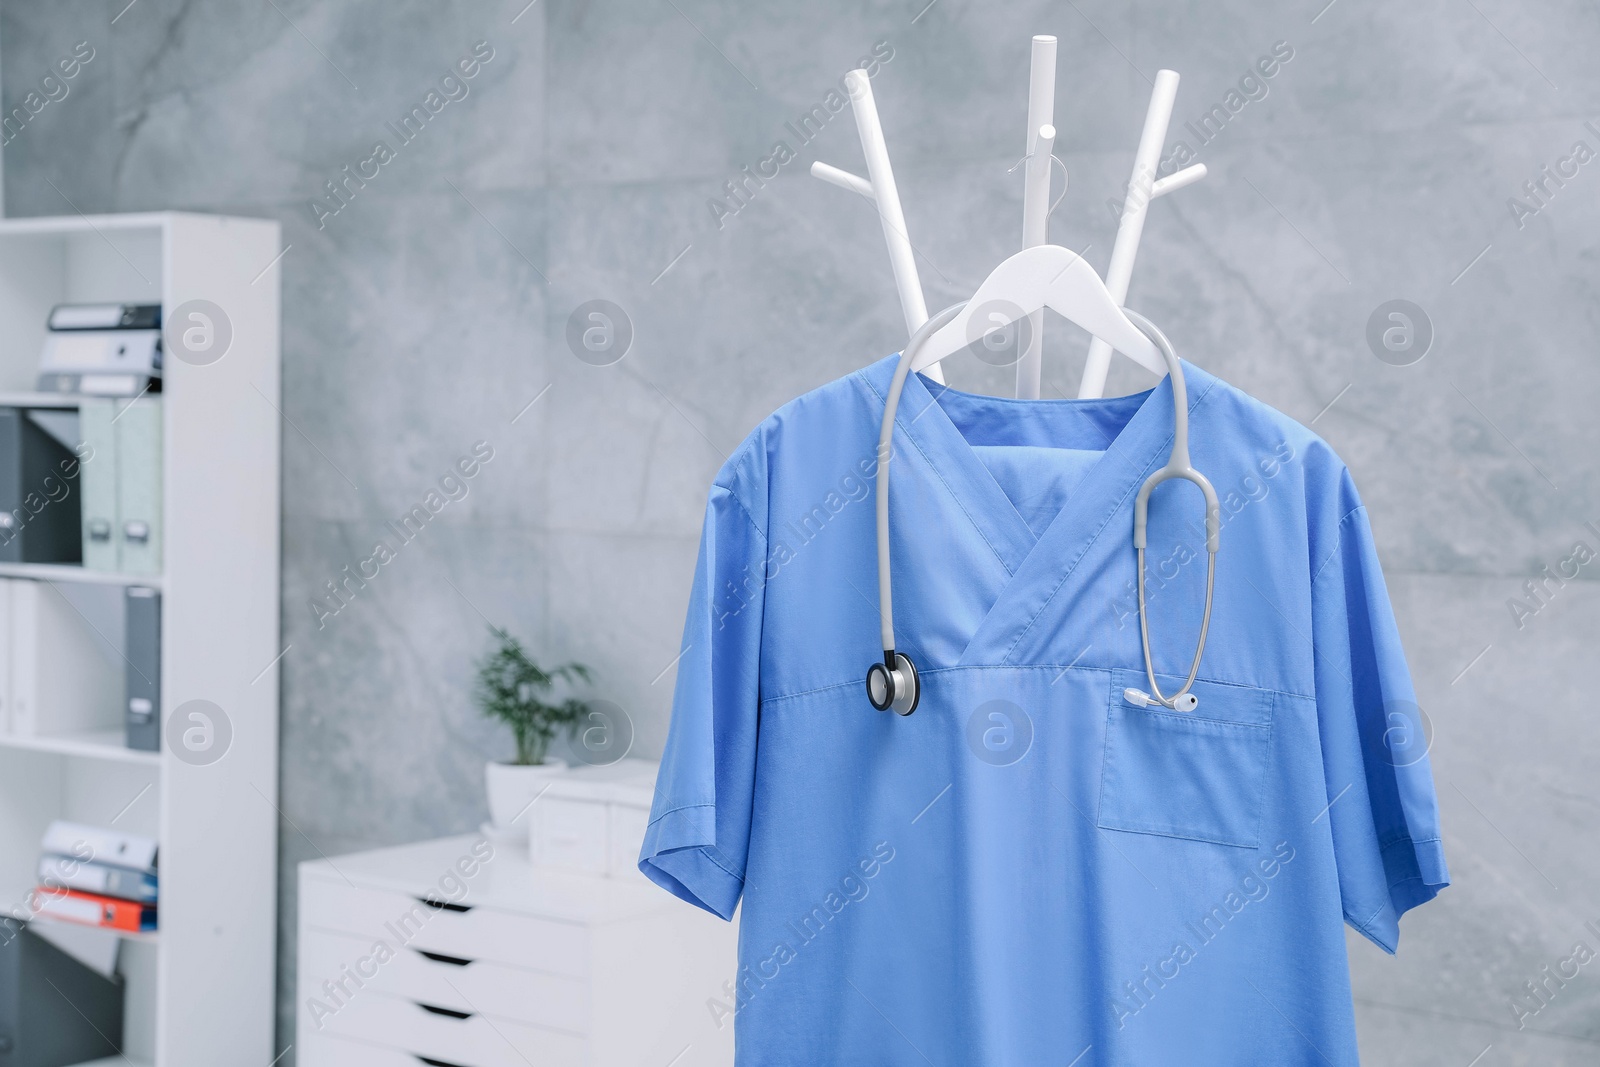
[{"xmin": 858, "ymin": 354, "xmax": 1219, "ymax": 668}]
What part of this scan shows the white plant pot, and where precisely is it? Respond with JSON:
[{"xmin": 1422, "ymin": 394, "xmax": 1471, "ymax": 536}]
[{"xmin": 484, "ymin": 758, "xmax": 568, "ymax": 840}]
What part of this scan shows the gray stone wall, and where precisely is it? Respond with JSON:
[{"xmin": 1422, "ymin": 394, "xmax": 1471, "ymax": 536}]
[{"xmin": 4, "ymin": 1, "xmax": 1597, "ymax": 1060}]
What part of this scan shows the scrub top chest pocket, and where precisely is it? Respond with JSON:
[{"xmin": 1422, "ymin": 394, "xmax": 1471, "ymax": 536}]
[{"xmin": 1097, "ymin": 669, "xmax": 1273, "ymax": 849}]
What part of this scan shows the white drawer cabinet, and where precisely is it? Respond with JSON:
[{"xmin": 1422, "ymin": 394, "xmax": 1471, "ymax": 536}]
[
  {"xmin": 298, "ymin": 834, "xmax": 736, "ymax": 1067},
  {"xmin": 303, "ymin": 1029, "xmax": 578, "ymax": 1067},
  {"xmin": 300, "ymin": 928, "xmax": 588, "ymax": 1029},
  {"xmin": 300, "ymin": 1033, "xmax": 418, "ymax": 1067},
  {"xmin": 301, "ymin": 876, "xmax": 592, "ymax": 977},
  {"xmin": 311, "ymin": 990, "xmax": 588, "ymax": 1067}
]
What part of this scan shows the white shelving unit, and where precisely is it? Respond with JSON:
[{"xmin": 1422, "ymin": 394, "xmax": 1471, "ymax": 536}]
[{"xmin": 0, "ymin": 212, "xmax": 281, "ymax": 1066}]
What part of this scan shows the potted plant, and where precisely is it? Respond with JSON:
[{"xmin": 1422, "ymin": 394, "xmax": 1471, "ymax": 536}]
[{"xmin": 474, "ymin": 626, "xmax": 591, "ymax": 836}]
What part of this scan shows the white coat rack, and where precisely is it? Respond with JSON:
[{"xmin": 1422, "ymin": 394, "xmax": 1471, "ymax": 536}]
[
  {"xmin": 812, "ymin": 36, "xmax": 1207, "ymax": 399},
  {"xmin": 813, "ymin": 69, "xmax": 943, "ymax": 384}
]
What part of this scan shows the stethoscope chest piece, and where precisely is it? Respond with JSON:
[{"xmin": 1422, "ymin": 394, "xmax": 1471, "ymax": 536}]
[{"xmin": 867, "ymin": 652, "xmax": 919, "ymax": 715}]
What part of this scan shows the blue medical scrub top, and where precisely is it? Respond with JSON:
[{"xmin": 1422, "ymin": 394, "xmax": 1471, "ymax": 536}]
[{"xmin": 641, "ymin": 356, "xmax": 1448, "ymax": 1066}]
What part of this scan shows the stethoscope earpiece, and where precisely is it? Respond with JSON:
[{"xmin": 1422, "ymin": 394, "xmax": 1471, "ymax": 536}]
[{"xmin": 1124, "ymin": 687, "xmax": 1199, "ymax": 712}]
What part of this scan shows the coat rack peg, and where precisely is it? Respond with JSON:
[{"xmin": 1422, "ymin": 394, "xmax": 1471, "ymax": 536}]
[
  {"xmin": 1078, "ymin": 68, "xmax": 1194, "ymax": 399},
  {"xmin": 811, "ymin": 161, "xmax": 875, "ymax": 201},
  {"xmin": 1152, "ymin": 163, "xmax": 1206, "ymax": 199}
]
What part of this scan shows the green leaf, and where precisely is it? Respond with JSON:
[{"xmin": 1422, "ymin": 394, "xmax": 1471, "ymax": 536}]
[{"xmin": 472, "ymin": 625, "xmax": 595, "ymax": 765}]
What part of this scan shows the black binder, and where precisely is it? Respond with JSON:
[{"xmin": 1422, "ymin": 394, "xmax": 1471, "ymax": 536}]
[
  {"xmin": 0, "ymin": 918, "xmax": 123, "ymax": 1065},
  {"xmin": 125, "ymin": 587, "xmax": 161, "ymax": 752},
  {"xmin": 0, "ymin": 408, "xmax": 82, "ymax": 564}
]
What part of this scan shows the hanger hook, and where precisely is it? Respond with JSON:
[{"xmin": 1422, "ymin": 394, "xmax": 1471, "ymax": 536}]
[
  {"xmin": 1007, "ymin": 149, "xmax": 1070, "ymax": 218},
  {"xmin": 1047, "ymin": 153, "xmax": 1069, "ymax": 217}
]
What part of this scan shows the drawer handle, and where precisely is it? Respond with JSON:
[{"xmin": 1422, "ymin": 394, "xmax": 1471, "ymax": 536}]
[
  {"xmin": 414, "ymin": 1058, "xmax": 474, "ymax": 1067},
  {"xmin": 418, "ymin": 896, "xmax": 473, "ymax": 913},
  {"xmin": 416, "ymin": 949, "xmax": 474, "ymax": 967},
  {"xmin": 417, "ymin": 1001, "xmax": 473, "ymax": 1020}
]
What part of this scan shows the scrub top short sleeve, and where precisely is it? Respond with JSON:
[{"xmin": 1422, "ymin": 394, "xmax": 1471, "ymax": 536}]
[
  {"xmin": 638, "ymin": 480, "xmax": 765, "ymax": 921},
  {"xmin": 1311, "ymin": 492, "xmax": 1449, "ymax": 953}
]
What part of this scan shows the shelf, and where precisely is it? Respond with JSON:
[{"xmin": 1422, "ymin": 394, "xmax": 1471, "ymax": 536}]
[
  {"xmin": 0, "ymin": 391, "xmax": 166, "ymax": 409},
  {"xmin": 0, "ymin": 562, "xmax": 162, "ymax": 588},
  {"xmin": 0, "ymin": 390, "xmax": 83, "ymax": 408},
  {"xmin": 28, "ymin": 911, "xmax": 159, "ymax": 946},
  {"xmin": 0, "ymin": 728, "xmax": 160, "ymax": 767}
]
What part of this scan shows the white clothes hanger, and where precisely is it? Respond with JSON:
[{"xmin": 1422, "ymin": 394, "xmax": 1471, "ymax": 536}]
[{"xmin": 906, "ymin": 244, "xmax": 1166, "ymax": 377}]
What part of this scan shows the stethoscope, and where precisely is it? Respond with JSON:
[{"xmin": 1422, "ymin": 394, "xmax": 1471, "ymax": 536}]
[{"xmin": 865, "ymin": 302, "xmax": 1220, "ymax": 717}]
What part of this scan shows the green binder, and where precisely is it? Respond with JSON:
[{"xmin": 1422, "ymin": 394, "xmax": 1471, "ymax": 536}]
[
  {"xmin": 78, "ymin": 398, "xmax": 119, "ymax": 571},
  {"xmin": 116, "ymin": 398, "xmax": 162, "ymax": 575},
  {"xmin": 78, "ymin": 396, "xmax": 162, "ymax": 574}
]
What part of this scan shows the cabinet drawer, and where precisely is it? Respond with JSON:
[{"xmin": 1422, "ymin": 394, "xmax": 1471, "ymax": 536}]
[
  {"xmin": 300, "ymin": 928, "xmax": 588, "ymax": 1031},
  {"xmin": 532, "ymin": 797, "xmax": 608, "ymax": 874},
  {"xmin": 314, "ymin": 991, "xmax": 587, "ymax": 1067},
  {"xmin": 300, "ymin": 1033, "xmax": 415, "ymax": 1067},
  {"xmin": 301, "ymin": 877, "xmax": 590, "ymax": 977}
]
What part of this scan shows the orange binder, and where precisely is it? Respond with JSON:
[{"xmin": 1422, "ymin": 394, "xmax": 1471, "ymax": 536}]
[{"xmin": 32, "ymin": 886, "xmax": 157, "ymax": 932}]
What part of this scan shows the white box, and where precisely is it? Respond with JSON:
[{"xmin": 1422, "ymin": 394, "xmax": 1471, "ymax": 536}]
[{"xmin": 529, "ymin": 759, "xmax": 657, "ymax": 879}]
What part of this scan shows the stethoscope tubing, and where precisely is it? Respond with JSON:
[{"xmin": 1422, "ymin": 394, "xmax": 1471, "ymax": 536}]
[
  {"xmin": 875, "ymin": 303, "xmax": 967, "ymax": 655},
  {"xmin": 872, "ymin": 303, "xmax": 1218, "ymax": 714}
]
